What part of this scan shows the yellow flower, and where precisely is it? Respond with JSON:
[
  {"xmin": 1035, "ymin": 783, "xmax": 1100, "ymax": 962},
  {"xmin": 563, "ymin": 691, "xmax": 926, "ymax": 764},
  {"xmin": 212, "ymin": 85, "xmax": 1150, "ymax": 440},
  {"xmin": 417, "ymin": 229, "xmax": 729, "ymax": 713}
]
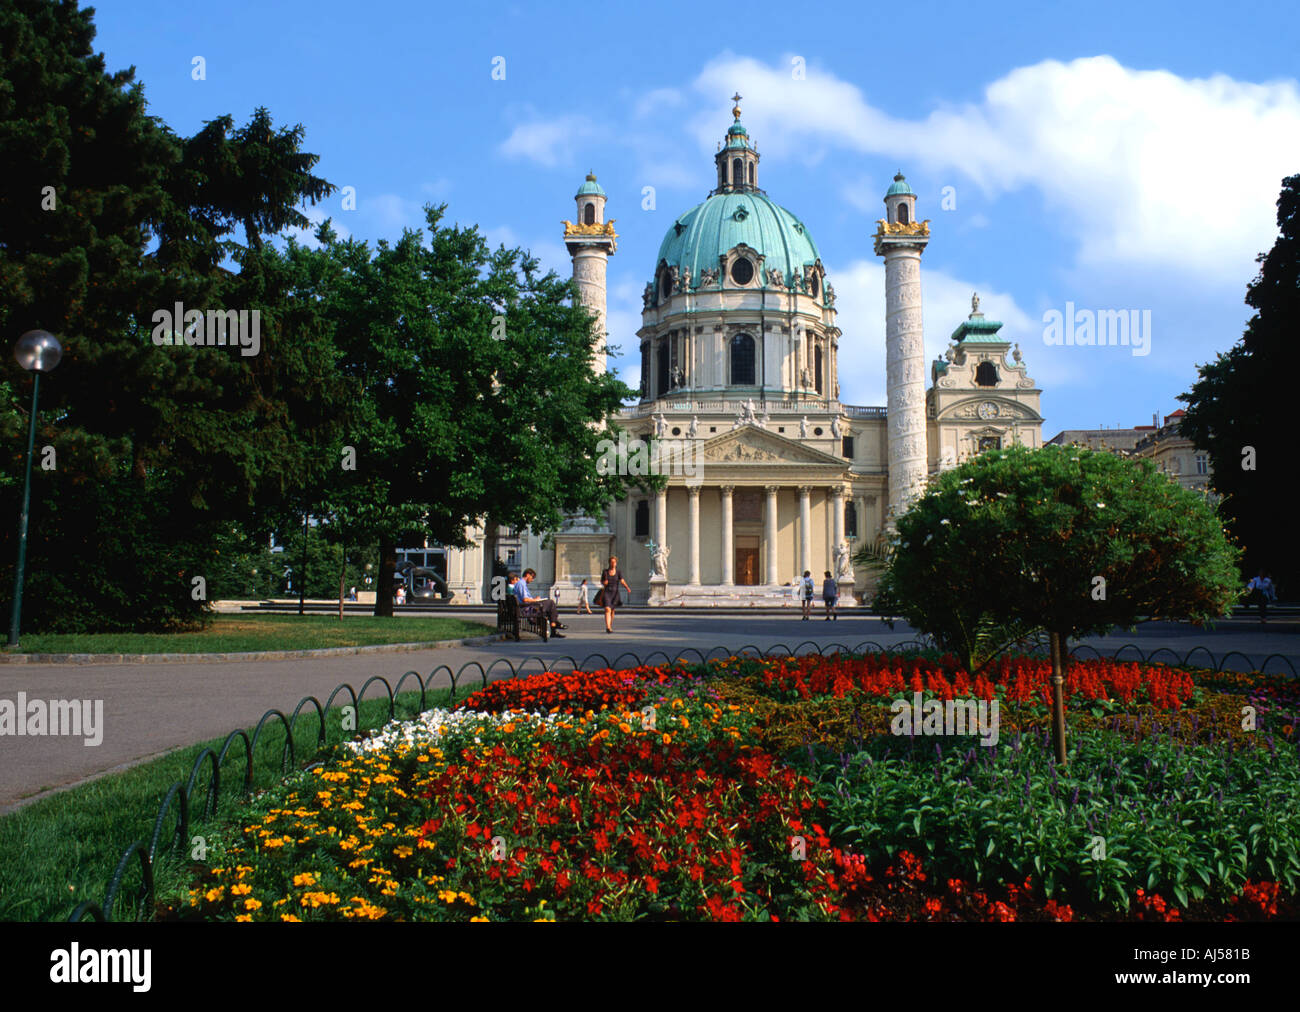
[
  {"xmin": 231, "ymin": 883, "xmax": 252, "ymax": 896},
  {"xmin": 470, "ymin": 916, "xmax": 490, "ymax": 922},
  {"xmin": 235, "ymin": 914, "xmax": 253, "ymax": 922},
  {"xmin": 293, "ymin": 872, "xmax": 318, "ymax": 887},
  {"xmin": 393, "ymin": 846, "xmax": 414, "ymax": 859},
  {"xmin": 280, "ymin": 914, "xmax": 301, "ymax": 922},
  {"xmin": 204, "ymin": 887, "xmax": 224, "ymax": 903},
  {"xmin": 662, "ymin": 734, "xmax": 672, "ymax": 745},
  {"xmin": 244, "ymin": 898, "xmax": 262, "ymax": 911}
]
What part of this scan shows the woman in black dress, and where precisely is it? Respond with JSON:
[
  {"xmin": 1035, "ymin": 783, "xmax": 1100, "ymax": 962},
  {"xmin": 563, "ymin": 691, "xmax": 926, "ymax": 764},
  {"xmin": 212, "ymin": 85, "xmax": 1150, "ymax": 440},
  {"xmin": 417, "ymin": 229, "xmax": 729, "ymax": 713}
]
[{"xmin": 600, "ymin": 555, "xmax": 631, "ymax": 634}]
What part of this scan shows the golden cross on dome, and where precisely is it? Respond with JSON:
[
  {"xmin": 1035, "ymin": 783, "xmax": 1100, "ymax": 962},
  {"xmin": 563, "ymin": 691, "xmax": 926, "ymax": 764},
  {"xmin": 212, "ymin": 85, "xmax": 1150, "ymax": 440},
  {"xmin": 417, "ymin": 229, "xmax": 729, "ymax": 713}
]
[{"xmin": 731, "ymin": 92, "xmax": 742, "ymax": 118}]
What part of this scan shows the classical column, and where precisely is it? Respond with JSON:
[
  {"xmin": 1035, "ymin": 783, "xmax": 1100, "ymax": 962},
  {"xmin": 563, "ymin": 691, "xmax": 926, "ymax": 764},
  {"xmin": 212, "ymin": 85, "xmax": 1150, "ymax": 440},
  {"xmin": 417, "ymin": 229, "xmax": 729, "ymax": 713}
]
[
  {"xmin": 874, "ymin": 183, "xmax": 930, "ymax": 522},
  {"xmin": 831, "ymin": 485, "xmax": 845, "ymax": 560},
  {"xmin": 687, "ymin": 486, "xmax": 701, "ymax": 585},
  {"xmin": 798, "ymin": 486, "xmax": 812, "ymax": 577},
  {"xmin": 626, "ymin": 492, "xmax": 638, "ymax": 561},
  {"xmin": 655, "ymin": 487, "xmax": 668, "ymax": 550},
  {"xmin": 720, "ymin": 485, "xmax": 734, "ymax": 585},
  {"xmin": 764, "ymin": 485, "xmax": 779, "ymax": 585}
]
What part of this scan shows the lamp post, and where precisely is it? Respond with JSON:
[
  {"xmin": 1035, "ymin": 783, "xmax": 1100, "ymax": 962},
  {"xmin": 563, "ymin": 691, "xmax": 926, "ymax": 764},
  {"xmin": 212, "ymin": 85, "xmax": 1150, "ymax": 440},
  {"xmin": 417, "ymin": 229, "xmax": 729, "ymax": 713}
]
[{"xmin": 9, "ymin": 330, "xmax": 63, "ymax": 647}]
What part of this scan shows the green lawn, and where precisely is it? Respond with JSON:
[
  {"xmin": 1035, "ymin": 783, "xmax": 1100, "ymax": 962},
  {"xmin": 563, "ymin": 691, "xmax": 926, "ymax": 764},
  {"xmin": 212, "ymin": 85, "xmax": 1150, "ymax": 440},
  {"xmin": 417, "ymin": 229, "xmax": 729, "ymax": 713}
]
[
  {"xmin": 12, "ymin": 614, "xmax": 495, "ymax": 655},
  {"xmin": 0, "ymin": 688, "xmax": 454, "ymax": 921}
]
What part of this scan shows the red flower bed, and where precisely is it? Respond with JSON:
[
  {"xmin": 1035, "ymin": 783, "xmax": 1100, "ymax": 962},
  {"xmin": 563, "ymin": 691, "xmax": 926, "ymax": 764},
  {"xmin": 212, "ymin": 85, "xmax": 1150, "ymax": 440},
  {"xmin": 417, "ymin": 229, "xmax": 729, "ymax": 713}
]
[
  {"xmin": 751, "ymin": 654, "xmax": 1195, "ymax": 710},
  {"xmin": 413, "ymin": 736, "xmax": 841, "ymax": 920},
  {"xmin": 458, "ymin": 665, "xmax": 700, "ymax": 715}
]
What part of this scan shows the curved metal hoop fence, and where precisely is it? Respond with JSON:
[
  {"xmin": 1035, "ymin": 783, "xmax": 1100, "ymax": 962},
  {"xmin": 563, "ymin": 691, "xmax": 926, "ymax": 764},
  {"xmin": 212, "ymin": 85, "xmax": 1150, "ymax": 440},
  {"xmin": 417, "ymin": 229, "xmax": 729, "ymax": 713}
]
[{"xmin": 68, "ymin": 637, "xmax": 1295, "ymax": 922}]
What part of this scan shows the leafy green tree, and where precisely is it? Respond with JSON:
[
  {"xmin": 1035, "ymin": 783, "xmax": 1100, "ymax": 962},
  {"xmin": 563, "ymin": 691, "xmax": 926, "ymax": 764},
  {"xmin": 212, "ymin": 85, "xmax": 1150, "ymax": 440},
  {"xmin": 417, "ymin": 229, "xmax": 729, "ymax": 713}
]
[
  {"xmin": 1179, "ymin": 174, "xmax": 1299, "ymax": 595},
  {"xmin": 879, "ymin": 444, "xmax": 1240, "ymax": 763},
  {"xmin": 0, "ymin": 0, "xmax": 347, "ymax": 631},
  {"xmin": 301, "ymin": 209, "xmax": 637, "ymax": 616}
]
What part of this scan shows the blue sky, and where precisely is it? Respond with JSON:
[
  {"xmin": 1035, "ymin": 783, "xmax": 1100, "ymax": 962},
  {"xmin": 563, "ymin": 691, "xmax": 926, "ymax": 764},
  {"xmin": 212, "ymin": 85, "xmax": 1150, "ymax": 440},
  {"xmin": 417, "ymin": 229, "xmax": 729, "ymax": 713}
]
[{"xmin": 92, "ymin": 0, "xmax": 1300, "ymax": 436}]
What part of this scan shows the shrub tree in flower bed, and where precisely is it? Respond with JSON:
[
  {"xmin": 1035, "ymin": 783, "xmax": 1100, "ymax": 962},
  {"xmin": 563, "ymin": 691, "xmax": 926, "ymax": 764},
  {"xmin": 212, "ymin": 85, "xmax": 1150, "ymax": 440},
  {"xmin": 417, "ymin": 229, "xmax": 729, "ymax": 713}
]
[{"xmin": 165, "ymin": 655, "xmax": 1300, "ymax": 922}]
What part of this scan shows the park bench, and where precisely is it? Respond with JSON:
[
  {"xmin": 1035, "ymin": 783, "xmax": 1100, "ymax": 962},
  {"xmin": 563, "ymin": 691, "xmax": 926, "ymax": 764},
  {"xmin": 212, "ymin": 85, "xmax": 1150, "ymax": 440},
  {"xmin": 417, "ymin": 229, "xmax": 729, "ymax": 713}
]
[{"xmin": 497, "ymin": 594, "xmax": 550, "ymax": 641}]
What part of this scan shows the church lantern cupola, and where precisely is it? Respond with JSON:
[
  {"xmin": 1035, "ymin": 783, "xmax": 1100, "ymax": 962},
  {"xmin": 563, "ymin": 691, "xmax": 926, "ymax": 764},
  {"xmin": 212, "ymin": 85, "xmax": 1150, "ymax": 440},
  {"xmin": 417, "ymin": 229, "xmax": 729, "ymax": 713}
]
[
  {"xmin": 714, "ymin": 93, "xmax": 760, "ymax": 194},
  {"xmin": 883, "ymin": 171, "xmax": 916, "ymax": 226},
  {"xmin": 575, "ymin": 171, "xmax": 606, "ymax": 226}
]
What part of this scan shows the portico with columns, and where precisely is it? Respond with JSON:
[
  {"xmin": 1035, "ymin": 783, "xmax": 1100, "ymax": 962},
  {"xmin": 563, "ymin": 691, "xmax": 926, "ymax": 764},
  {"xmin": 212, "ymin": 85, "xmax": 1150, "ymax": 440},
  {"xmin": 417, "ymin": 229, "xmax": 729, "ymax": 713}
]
[{"xmin": 630, "ymin": 424, "xmax": 868, "ymax": 603}]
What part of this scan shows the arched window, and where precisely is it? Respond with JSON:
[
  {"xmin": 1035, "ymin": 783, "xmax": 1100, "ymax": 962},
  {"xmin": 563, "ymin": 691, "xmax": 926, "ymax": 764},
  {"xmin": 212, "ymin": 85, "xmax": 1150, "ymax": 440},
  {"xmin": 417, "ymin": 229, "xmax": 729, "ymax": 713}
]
[
  {"xmin": 661, "ymin": 270, "xmax": 673, "ymax": 299},
  {"xmin": 748, "ymin": 163, "xmax": 754, "ymax": 185},
  {"xmin": 844, "ymin": 502, "xmax": 858, "ymax": 539},
  {"xmin": 814, "ymin": 346, "xmax": 823, "ymax": 395},
  {"xmin": 730, "ymin": 333, "xmax": 756, "ymax": 386},
  {"xmin": 583, "ymin": 202, "xmax": 595, "ymax": 225},
  {"xmin": 657, "ymin": 342, "xmax": 670, "ymax": 397},
  {"xmin": 975, "ymin": 361, "xmax": 998, "ymax": 387},
  {"xmin": 898, "ymin": 202, "xmax": 909, "ymax": 225},
  {"xmin": 733, "ymin": 158, "xmax": 743, "ymax": 187},
  {"xmin": 635, "ymin": 500, "xmax": 650, "ymax": 538}
]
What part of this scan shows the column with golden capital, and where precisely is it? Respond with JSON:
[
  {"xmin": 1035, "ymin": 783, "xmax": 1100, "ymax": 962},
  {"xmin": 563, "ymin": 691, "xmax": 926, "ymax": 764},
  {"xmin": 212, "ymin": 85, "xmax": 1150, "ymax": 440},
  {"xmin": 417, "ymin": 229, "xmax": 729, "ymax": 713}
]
[
  {"xmin": 564, "ymin": 173, "xmax": 616, "ymax": 374},
  {"xmin": 874, "ymin": 172, "xmax": 929, "ymax": 523}
]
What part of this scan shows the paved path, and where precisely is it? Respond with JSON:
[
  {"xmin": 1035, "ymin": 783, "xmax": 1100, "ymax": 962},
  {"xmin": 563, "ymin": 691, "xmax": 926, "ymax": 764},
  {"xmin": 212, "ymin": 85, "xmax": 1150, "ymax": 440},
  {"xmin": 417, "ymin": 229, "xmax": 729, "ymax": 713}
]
[{"xmin": 1, "ymin": 614, "xmax": 1295, "ymax": 813}]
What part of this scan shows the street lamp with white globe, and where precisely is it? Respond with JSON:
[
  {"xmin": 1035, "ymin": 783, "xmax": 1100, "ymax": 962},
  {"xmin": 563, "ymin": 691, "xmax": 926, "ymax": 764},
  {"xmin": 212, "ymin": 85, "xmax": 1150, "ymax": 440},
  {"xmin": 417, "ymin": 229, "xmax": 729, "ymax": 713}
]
[{"xmin": 9, "ymin": 330, "xmax": 62, "ymax": 646}]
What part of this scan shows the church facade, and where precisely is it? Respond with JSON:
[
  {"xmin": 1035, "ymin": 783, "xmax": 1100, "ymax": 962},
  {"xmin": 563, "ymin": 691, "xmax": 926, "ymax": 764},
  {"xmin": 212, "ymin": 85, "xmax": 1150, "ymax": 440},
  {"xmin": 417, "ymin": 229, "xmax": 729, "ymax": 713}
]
[{"xmin": 444, "ymin": 100, "xmax": 1043, "ymax": 606}]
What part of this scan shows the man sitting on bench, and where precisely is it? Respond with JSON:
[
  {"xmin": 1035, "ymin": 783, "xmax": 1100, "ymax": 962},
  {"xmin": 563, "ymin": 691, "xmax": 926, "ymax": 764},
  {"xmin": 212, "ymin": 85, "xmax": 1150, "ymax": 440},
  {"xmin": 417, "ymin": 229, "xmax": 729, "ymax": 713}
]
[{"xmin": 512, "ymin": 568, "xmax": 565, "ymax": 638}]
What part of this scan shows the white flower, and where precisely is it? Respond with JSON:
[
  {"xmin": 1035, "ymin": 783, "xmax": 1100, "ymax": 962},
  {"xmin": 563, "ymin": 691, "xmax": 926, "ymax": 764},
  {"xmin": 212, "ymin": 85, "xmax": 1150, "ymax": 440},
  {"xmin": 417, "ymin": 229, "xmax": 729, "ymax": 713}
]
[{"xmin": 341, "ymin": 706, "xmax": 563, "ymax": 754}]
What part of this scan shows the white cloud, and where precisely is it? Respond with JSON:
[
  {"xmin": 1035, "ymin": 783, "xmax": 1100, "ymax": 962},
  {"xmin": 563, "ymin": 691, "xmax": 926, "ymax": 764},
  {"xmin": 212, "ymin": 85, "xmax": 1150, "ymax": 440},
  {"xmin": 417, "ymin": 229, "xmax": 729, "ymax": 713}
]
[
  {"xmin": 830, "ymin": 260, "xmax": 1056, "ymax": 406},
  {"xmin": 498, "ymin": 114, "xmax": 601, "ymax": 168},
  {"xmin": 370, "ymin": 193, "xmax": 424, "ymax": 232},
  {"xmin": 691, "ymin": 54, "xmax": 1300, "ymax": 283},
  {"xmin": 281, "ymin": 204, "xmax": 350, "ymax": 248},
  {"xmin": 635, "ymin": 87, "xmax": 684, "ymax": 119},
  {"xmin": 606, "ymin": 276, "xmax": 644, "ymax": 391}
]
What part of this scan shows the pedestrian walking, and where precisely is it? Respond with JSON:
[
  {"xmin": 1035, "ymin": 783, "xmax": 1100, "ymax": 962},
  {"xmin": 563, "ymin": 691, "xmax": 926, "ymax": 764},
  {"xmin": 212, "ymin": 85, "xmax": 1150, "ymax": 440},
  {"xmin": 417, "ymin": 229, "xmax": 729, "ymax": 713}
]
[
  {"xmin": 800, "ymin": 570, "xmax": 815, "ymax": 620},
  {"xmin": 599, "ymin": 555, "xmax": 631, "ymax": 634},
  {"xmin": 822, "ymin": 570, "xmax": 838, "ymax": 621},
  {"xmin": 1246, "ymin": 570, "xmax": 1277, "ymax": 623},
  {"xmin": 577, "ymin": 577, "xmax": 594, "ymax": 615}
]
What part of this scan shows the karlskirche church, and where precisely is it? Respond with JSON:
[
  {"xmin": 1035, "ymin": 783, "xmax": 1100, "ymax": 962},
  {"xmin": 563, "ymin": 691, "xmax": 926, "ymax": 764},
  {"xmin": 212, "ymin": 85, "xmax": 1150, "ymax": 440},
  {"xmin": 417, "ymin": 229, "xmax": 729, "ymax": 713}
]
[{"xmin": 442, "ymin": 98, "xmax": 1043, "ymax": 606}]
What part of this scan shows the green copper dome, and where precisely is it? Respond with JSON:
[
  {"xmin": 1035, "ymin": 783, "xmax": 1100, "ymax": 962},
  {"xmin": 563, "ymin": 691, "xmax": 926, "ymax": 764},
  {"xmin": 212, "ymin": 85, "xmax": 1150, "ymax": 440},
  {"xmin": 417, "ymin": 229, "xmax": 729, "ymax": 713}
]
[
  {"xmin": 656, "ymin": 191, "xmax": 820, "ymax": 287},
  {"xmin": 575, "ymin": 172, "xmax": 605, "ymax": 198},
  {"xmin": 885, "ymin": 172, "xmax": 914, "ymax": 197}
]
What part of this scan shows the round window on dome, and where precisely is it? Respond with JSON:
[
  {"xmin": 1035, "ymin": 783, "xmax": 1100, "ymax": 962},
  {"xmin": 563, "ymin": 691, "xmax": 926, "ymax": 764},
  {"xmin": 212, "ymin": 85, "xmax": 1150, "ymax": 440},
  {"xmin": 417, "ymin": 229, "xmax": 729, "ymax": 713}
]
[{"xmin": 730, "ymin": 258, "xmax": 754, "ymax": 285}]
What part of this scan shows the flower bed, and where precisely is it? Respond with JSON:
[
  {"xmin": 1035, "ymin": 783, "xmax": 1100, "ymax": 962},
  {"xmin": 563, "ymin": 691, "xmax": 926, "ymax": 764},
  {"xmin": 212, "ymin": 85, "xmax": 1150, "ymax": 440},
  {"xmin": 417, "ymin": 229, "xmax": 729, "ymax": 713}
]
[{"xmin": 168, "ymin": 653, "xmax": 1300, "ymax": 922}]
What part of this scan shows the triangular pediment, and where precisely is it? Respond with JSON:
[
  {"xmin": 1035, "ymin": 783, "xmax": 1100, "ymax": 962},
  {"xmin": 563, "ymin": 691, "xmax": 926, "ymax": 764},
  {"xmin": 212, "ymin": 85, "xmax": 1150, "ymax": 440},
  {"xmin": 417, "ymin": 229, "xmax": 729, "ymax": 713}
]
[{"xmin": 690, "ymin": 425, "xmax": 850, "ymax": 468}]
